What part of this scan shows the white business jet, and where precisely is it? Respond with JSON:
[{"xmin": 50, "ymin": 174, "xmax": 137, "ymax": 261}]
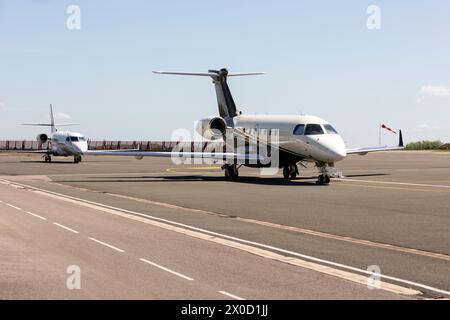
[
  {"xmin": 84, "ymin": 68, "xmax": 404, "ymax": 184},
  {"xmin": 23, "ymin": 104, "xmax": 88, "ymax": 163}
]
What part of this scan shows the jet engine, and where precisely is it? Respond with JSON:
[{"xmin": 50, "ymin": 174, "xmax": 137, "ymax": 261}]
[
  {"xmin": 196, "ymin": 117, "xmax": 227, "ymax": 140},
  {"xmin": 36, "ymin": 133, "xmax": 48, "ymax": 143}
]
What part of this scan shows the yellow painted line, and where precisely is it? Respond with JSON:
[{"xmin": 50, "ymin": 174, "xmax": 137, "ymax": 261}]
[{"xmin": 166, "ymin": 166, "xmax": 221, "ymax": 173}]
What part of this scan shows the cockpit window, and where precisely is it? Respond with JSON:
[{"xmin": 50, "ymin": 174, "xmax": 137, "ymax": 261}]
[
  {"xmin": 305, "ymin": 124, "xmax": 324, "ymax": 135},
  {"xmin": 293, "ymin": 124, "xmax": 305, "ymax": 135},
  {"xmin": 70, "ymin": 136, "xmax": 79, "ymax": 142},
  {"xmin": 324, "ymin": 124, "xmax": 338, "ymax": 134},
  {"xmin": 79, "ymin": 137, "xmax": 86, "ymax": 141}
]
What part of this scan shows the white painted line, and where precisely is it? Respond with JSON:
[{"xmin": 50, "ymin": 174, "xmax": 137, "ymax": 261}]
[
  {"xmin": 139, "ymin": 258, "xmax": 194, "ymax": 281},
  {"xmin": 53, "ymin": 222, "xmax": 79, "ymax": 234},
  {"xmin": 338, "ymin": 178, "xmax": 450, "ymax": 189},
  {"xmin": 6, "ymin": 203, "xmax": 22, "ymax": 211},
  {"xmin": 88, "ymin": 237, "xmax": 124, "ymax": 253},
  {"xmin": 3, "ymin": 178, "xmax": 449, "ymax": 297},
  {"xmin": 26, "ymin": 211, "xmax": 47, "ymax": 221},
  {"xmin": 0, "ymin": 200, "xmax": 3, "ymax": 203},
  {"xmin": 219, "ymin": 291, "xmax": 245, "ymax": 300}
]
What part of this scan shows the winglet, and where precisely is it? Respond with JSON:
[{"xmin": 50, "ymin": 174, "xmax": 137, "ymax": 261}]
[{"xmin": 399, "ymin": 130, "xmax": 404, "ymax": 147}]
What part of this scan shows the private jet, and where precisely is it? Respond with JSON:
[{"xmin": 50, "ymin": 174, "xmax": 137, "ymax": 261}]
[
  {"xmin": 23, "ymin": 104, "xmax": 88, "ymax": 163},
  {"xmin": 84, "ymin": 68, "xmax": 404, "ymax": 184}
]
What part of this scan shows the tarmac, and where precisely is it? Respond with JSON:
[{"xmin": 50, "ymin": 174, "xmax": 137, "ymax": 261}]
[{"xmin": 0, "ymin": 150, "xmax": 449, "ymax": 299}]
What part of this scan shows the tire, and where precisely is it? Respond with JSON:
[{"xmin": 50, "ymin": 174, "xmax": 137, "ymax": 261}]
[
  {"xmin": 224, "ymin": 165, "xmax": 238, "ymax": 179},
  {"xmin": 283, "ymin": 167, "xmax": 290, "ymax": 179},
  {"xmin": 317, "ymin": 174, "xmax": 324, "ymax": 184}
]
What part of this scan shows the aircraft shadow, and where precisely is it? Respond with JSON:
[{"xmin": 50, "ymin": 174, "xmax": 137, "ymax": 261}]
[
  {"xmin": 19, "ymin": 161, "xmax": 76, "ymax": 164},
  {"xmin": 59, "ymin": 175, "xmax": 326, "ymax": 186}
]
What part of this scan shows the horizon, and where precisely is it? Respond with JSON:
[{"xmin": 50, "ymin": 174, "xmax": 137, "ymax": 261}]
[{"xmin": 1, "ymin": 1, "xmax": 449, "ymax": 147}]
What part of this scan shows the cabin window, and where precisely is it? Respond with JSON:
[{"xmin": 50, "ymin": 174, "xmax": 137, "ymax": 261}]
[
  {"xmin": 293, "ymin": 124, "xmax": 305, "ymax": 135},
  {"xmin": 324, "ymin": 124, "xmax": 338, "ymax": 134},
  {"xmin": 305, "ymin": 124, "xmax": 324, "ymax": 135}
]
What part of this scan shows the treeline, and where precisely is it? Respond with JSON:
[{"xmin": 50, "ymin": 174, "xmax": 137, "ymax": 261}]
[{"xmin": 405, "ymin": 140, "xmax": 444, "ymax": 150}]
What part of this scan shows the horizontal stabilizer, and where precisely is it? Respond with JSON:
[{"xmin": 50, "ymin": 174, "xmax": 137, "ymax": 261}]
[
  {"xmin": 153, "ymin": 71, "xmax": 265, "ymax": 77},
  {"xmin": 22, "ymin": 123, "xmax": 79, "ymax": 127}
]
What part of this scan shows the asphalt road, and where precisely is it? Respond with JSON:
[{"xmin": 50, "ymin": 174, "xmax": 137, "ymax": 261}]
[{"xmin": 0, "ymin": 151, "xmax": 449, "ymax": 299}]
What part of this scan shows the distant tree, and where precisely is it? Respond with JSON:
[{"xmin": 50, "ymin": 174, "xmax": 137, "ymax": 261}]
[{"xmin": 405, "ymin": 140, "xmax": 443, "ymax": 150}]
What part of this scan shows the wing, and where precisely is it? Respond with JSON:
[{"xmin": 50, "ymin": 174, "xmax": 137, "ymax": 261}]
[
  {"xmin": 347, "ymin": 130, "xmax": 405, "ymax": 155},
  {"xmin": 0, "ymin": 149, "xmax": 50, "ymax": 154},
  {"xmin": 83, "ymin": 150, "xmax": 266, "ymax": 162}
]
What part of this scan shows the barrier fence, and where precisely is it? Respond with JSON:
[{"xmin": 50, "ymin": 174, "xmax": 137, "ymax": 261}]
[{"xmin": 0, "ymin": 140, "xmax": 225, "ymax": 152}]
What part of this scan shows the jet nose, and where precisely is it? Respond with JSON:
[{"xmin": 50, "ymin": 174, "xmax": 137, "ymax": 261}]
[
  {"xmin": 323, "ymin": 136, "xmax": 347, "ymax": 161},
  {"xmin": 331, "ymin": 143, "xmax": 347, "ymax": 161},
  {"xmin": 73, "ymin": 142, "xmax": 88, "ymax": 153}
]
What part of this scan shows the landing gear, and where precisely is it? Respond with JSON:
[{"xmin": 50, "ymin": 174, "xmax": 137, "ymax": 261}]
[
  {"xmin": 44, "ymin": 155, "xmax": 52, "ymax": 163},
  {"xmin": 74, "ymin": 155, "xmax": 82, "ymax": 164},
  {"xmin": 317, "ymin": 174, "xmax": 330, "ymax": 185},
  {"xmin": 223, "ymin": 164, "xmax": 239, "ymax": 179},
  {"xmin": 315, "ymin": 162, "xmax": 340, "ymax": 185},
  {"xmin": 283, "ymin": 164, "xmax": 298, "ymax": 179}
]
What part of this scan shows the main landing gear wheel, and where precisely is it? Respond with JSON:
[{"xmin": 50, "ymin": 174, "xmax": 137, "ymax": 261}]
[
  {"xmin": 283, "ymin": 164, "xmax": 298, "ymax": 179},
  {"xmin": 224, "ymin": 164, "xmax": 239, "ymax": 179},
  {"xmin": 44, "ymin": 155, "xmax": 52, "ymax": 163},
  {"xmin": 317, "ymin": 174, "xmax": 330, "ymax": 185},
  {"xmin": 74, "ymin": 155, "xmax": 82, "ymax": 164}
]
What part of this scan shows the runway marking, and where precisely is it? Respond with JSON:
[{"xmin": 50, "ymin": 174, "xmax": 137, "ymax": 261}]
[
  {"xmin": 168, "ymin": 166, "xmax": 221, "ymax": 170},
  {"xmin": 53, "ymin": 222, "xmax": 79, "ymax": 234},
  {"xmin": 139, "ymin": 258, "xmax": 194, "ymax": 281},
  {"xmin": 338, "ymin": 178, "xmax": 450, "ymax": 189},
  {"xmin": 73, "ymin": 189, "xmax": 450, "ymax": 263},
  {"xmin": 336, "ymin": 182, "xmax": 450, "ymax": 193},
  {"xmin": 6, "ymin": 203, "xmax": 22, "ymax": 211},
  {"xmin": 88, "ymin": 237, "xmax": 125, "ymax": 253},
  {"xmin": 3, "ymin": 178, "xmax": 450, "ymax": 297},
  {"xmin": 233, "ymin": 217, "xmax": 450, "ymax": 262},
  {"xmin": 26, "ymin": 211, "xmax": 47, "ymax": 220},
  {"xmin": 218, "ymin": 291, "xmax": 245, "ymax": 300}
]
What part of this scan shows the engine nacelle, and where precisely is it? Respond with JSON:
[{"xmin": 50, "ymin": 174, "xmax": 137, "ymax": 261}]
[
  {"xmin": 196, "ymin": 117, "xmax": 227, "ymax": 140},
  {"xmin": 36, "ymin": 133, "xmax": 48, "ymax": 143}
]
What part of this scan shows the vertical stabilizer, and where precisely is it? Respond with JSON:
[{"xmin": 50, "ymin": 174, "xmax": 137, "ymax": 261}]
[{"xmin": 50, "ymin": 104, "xmax": 57, "ymax": 133}]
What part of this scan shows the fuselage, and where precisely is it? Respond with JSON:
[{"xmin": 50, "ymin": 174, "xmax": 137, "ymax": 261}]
[
  {"xmin": 233, "ymin": 114, "xmax": 347, "ymax": 164},
  {"xmin": 49, "ymin": 131, "xmax": 88, "ymax": 156}
]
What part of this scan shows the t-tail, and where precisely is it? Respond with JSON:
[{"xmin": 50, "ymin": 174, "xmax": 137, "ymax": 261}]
[
  {"xmin": 22, "ymin": 104, "xmax": 79, "ymax": 133},
  {"xmin": 49, "ymin": 104, "xmax": 56, "ymax": 133},
  {"xmin": 153, "ymin": 68, "xmax": 264, "ymax": 125}
]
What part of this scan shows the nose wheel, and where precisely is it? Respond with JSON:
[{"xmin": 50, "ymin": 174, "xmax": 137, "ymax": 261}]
[
  {"xmin": 74, "ymin": 155, "xmax": 82, "ymax": 164},
  {"xmin": 317, "ymin": 174, "xmax": 330, "ymax": 185},
  {"xmin": 44, "ymin": 155, "xmax": 52, "ymax": 163},
  {"xmin": 223, "ymin": 164, "xmax": 239, "ymax": 179},
  {"xmin": 283, "ymin": 164, "xmax": 298, "ymax": 179}
]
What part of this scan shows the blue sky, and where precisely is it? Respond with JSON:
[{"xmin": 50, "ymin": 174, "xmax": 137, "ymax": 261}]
[{"xmin": 1, "ymin": 1, "xmax": 449, "ymax": 146}]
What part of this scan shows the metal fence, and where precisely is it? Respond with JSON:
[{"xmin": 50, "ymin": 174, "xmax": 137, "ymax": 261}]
[{"xmin": 0, "ymin": 140, "xmax": 225, "ymax": 152}]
